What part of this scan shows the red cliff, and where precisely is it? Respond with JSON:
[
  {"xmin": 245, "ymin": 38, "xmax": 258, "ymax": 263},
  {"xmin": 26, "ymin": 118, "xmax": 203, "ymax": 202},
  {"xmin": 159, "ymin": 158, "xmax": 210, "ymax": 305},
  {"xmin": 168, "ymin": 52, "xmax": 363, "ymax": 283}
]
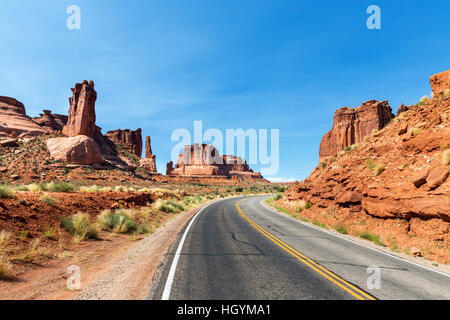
[
  {"xmin": 319, "ymin": 100, "xmax": 393, "ymax": 159},
  {"xmin": 106, "ymin": 128, "xmax": 143, "ymax": 158}
]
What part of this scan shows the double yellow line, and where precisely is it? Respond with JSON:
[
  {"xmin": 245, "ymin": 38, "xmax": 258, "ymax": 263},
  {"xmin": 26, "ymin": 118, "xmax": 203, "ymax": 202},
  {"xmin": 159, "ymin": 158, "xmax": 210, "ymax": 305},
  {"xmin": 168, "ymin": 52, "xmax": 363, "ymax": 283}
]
[{"xmin": 236, "ymin": 199, "xmax": 376, "ymax": 301}]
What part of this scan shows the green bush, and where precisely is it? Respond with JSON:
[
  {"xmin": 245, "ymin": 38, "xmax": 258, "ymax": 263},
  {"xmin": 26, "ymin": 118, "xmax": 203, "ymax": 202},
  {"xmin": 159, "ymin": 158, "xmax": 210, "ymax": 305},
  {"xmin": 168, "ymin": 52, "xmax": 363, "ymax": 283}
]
[
  {"xmin": 235, "ymin": 187, "xmax": 244, "ymax": 193},
  {"xmin": 40, "ymin": 194, "xmax": 57, "ymax": 206},
  {"xmin": 334, "ymin": 225, "xmax": 348, "ymax": 234},
  {"xmin": 305, "ymin": 202, "xmax": 313, "ymax": 209},
  {"xmin": 97, "ymin": 210, "xmax": 137, "ymax": 234},
  {"xmin": 273, "ymin": 193, "xmax": 282, "ymax": 201}
]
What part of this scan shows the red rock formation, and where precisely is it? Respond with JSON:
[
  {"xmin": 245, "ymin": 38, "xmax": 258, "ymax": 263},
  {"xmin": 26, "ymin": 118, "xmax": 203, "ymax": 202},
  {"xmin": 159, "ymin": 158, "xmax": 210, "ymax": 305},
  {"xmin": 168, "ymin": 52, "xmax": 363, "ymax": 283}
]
[
  {"xmin": 0, "ymin": 96, "xmax": 45, "ymax": 137},
  {"xmin": 319, "ymin": 100, "xmax": 394, "ymax": 159},
  {"xmin": 106, "ymin": 128, "xmax": 143, "ymax": 158},
  {"xmin": 397, "ymin": 104, "xmax": 412, "ymax": 116},
  {"xmin": 46, "ymin": 135, "xmax": 102, "ymax": 165},
  {"xmin": 430, "ymin": 69, "xmax": 450, "ymax": 96},
  {"xmin": 33, "ymin": 110, "xmax": 68, "ymax": 132},
  {"xmin": 167, "ymin": 144, "xmax": 264, "ymax": 180},
  {"xmin": 140, "ymin": 135, "xmax": 158, "ymax": 173},
  {"xmin": 62, "ymin": 80, "xmax": 97, "ymax": 138}
]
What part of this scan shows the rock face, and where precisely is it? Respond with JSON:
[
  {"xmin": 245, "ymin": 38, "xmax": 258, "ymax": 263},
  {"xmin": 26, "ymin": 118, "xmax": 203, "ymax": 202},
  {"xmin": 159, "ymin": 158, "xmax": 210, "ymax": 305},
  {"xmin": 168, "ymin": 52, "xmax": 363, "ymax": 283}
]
[
  {"xmin": 166, "ymin": 144, "xmax": 263, "ymax": 180},
  {"xmin": 140, "ymin": 135, "xmax": 158, "ymax": 173},
  {"xmin": 62, "ymin": 80, "xmax": 97, "ymax": 138},
  {"xmin": 319, "ymin": 100, "xmax": 394, "ymax": 159},
  {"xmin": 106, "ymin": 128, "xmax": 143, "ymax": 158},
  {"xmin": 430, "ymin": 70, "xmax": 450, "ymax": 96},
  {"xmin": 284, "ymin": 71, "xmax": 450, "ymax": 264},
  {"xmin": 0, "ymin": 96, "xmax": 45, "ymax": 137},
  {"xmin": 397, "ymin": 104, "xmax": 412, "ymax": 116},
  {"xmin": 33, "ymin": 110, "xmax": 68, "ymax": 132},
  {"xmin": 46, "ymin": 135, "xmax": 102, "ymax": 165}
]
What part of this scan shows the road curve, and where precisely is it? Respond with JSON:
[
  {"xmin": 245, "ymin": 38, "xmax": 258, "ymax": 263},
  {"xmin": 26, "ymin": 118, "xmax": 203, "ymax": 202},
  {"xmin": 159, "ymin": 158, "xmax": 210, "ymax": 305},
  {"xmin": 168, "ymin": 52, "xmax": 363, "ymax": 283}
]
[{"xmin": 149, "ymin": 196, "xmax": 450, "ymax": 300}]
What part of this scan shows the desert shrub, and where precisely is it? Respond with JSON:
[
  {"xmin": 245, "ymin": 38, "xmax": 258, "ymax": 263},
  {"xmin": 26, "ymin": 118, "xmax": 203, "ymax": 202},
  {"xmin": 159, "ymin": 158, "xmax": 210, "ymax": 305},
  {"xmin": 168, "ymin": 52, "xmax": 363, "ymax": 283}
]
[
  {"xmin": 156, "ymin": 199, "xmax": 185, "ymax": 213},
  {"xmin": 357, "ymin": 231, "xmax": 381, "ymax": 245},
  {"xmin": 0, "ymin": 231, "xmax": 12, "ymax": 254},
  {"xmin": 363, "ymin": 135, "xmax": 370, "ymax": 143},
  {"xmin": 443, "ymin": 88, "xmax": 450, "ymax": 99},
  {"xmin": 442, "ymin": 149, "xmax": 450, "ymax": 165},
  {"xmin": 235, "ymin": 187, "xmax": 244, "ymax": 193},
  {"xmin": 0, "ymin": 256, "xmax": 11, "ymax": 279},
  {"xmin": 272, "ymin": 186, "xmax": 286, "ymax": 193},
  {"xmin": 410, "ymin": 127, "xmax": 422, "ymax": 136},
  {"xmin": 0, "ymin": 185, "xmax": 15, "ymax": 199},
  {"xmin": 334, "ymin": 225, "xmax": 348, "ymax": 234},
  {"xmin": 80, "ymin": 185, "xmax": 101, "ymax": 193},
  {"xmin": 45, "ymin": 182, "xmax": 76, "ymax": 193},
  {"xmin": 321, "ymin": 162, "xmax": 326, "ymax": 169},
  {"xmin": 15, "ymin": 185, "xmax": 30, "ymax": 191},
  {"xmin": 138, "ymin": 224, "xmax": 152, "ymax": 235},
  {"xmin": 273, "ymin": 193, "xmax": 282, "ymax": 201},
  {"xmin": 44, "ymin": 228, "xmax": 56, "ymax": 240},
  {"xmin": 366, "ymin": 159, "xmax": 385, "ymax": 176},
  {"xmin": 61, "ymin": 213, "xmax": 98, "ymax": 240},
  {"xmin": 419, "ymin": 95, "xmax": 429, "ymax": 104},
  {"xmin": 305, "ymin": 202, "xmax": 313, "ymax": 209},
  {"xmin": 21, "ymin": 239, "xmax": 40, "ymax": 262},
  {"xmin": 96, "ymin": 210, "xmax": 137, "ymax": 234},
  {"xmin": 40, "ymin": 194, "xmax": 57, "ymax": 206},
  {"xmin": 312, "ymin": 219, "xmax": 328, "ymax": 229}
]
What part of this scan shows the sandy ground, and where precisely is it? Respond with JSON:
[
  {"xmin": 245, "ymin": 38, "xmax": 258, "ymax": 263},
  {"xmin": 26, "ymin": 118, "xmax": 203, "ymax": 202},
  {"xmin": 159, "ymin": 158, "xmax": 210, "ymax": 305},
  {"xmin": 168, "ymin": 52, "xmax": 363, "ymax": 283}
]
[{"xmin": 0, "ymin": 201, "xmax": 214, "ymax": 300}]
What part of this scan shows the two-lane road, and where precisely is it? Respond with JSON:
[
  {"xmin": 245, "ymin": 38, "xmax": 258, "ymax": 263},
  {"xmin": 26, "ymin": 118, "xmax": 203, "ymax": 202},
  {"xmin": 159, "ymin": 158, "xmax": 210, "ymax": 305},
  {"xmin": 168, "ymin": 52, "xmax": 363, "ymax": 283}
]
[{"xmin": 149, "ymin": 196, "xmax": 450, "ymax": 300}]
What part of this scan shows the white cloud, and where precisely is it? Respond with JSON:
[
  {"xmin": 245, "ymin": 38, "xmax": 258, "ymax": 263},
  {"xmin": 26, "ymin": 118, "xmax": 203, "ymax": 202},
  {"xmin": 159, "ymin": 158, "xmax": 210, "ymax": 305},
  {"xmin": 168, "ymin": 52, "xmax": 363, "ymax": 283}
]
[{"xmin": 266, "ymin": 177, "xmax": 297, "ymax": 183}]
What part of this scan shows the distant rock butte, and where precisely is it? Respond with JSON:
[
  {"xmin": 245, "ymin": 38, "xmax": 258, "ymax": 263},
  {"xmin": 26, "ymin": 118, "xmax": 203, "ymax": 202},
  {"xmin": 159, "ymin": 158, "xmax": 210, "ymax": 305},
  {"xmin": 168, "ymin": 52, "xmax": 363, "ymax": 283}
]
[
  {"xmin": 140, "ymin": 135, "xmax": 158, "ymax": 173},
  {"xmin": 106, "ymin": 128, "xmax": 143, "ymax": 158},
  {"xmin": 319, "ymin": 100, "xmax": 394, "ymax": 159},
  {"xmin": 430, "ymin": 69, "xmax": 450, "ymax": 96},
  {"xmin": 0, "ymin": 96, "xmax": 45, "ymax": 137},
  {"xmin": 62, "ymin": 80, "xmax": 97, "ymax": 138},
  {"xmin": 166, "ymin": 143, "xmax": 264, "ymax": 180}
]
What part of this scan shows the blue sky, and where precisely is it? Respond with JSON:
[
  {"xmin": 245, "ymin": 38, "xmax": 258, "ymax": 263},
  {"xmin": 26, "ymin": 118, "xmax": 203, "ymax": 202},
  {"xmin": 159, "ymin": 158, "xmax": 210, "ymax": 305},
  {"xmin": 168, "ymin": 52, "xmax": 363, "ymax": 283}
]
[{"xmin": 0, "ymin": 1, "xmax": 449, "ymax": 181}]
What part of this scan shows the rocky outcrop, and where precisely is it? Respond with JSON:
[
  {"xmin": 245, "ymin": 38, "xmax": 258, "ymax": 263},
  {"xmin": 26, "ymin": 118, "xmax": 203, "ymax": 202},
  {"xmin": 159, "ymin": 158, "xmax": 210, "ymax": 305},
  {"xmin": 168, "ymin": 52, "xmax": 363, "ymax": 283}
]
[
  {"xmin": 0, "ymin": 96, "xmax": 45, "ymax": 137},
  {"xmin": 319, "ymin": 100, "xmax": 394, "ymax": 159},
  {"xmin": 106, "ymin": 128, "xmax": 143, "ymax": 158},
  {"xmin": 397, "ymin": 104, "xmax": 412, "ymax": 116},
  {"xmin": 430, "ymin": 70, "xmax": 450, "ymax": 96},
  {"xmin": 33, "ymin": 110, "xmax": 68, "ymax": 132},
  {"xmin": 140, "ymin": 136, "xmax": 158, "ymax": 173},
  {"xmin": 62, "ymin": 80, "xmax": 97, "ymax": 138},
  {"xmin": 167, "ymin": 144, "xmax": 264, "ymax": 180},
  {"xmin": 46, "ymin": 135, "xmax": 102, "ymax": 165},
  {"xmin": 284, "ymin": 71, "xmax": 450, "ymax": 264}
]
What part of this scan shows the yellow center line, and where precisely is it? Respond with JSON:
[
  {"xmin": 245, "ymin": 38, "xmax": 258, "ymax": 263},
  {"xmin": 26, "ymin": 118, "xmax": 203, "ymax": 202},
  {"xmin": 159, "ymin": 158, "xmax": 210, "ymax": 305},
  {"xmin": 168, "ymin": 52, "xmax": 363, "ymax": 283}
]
[{"xmin": 236, "ymin": 199, "xmax": 376, "ymax": 301}]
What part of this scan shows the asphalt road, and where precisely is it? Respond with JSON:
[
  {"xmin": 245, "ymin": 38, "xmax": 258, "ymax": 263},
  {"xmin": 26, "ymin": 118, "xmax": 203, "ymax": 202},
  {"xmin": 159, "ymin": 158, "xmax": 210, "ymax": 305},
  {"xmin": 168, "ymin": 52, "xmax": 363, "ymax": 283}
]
[{"xmin": 149, "ymin": 196, "xmax": 450, "ymax": 300}]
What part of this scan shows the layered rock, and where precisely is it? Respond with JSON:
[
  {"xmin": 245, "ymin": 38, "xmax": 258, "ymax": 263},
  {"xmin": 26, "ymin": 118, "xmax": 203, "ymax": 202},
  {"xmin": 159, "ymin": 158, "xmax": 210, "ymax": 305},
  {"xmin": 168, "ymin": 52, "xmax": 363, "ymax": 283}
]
[
  {"xmin": 166, "ymin": 144, "xmax": 263, "ymax": 180},
  {"xmin": 62, "ymin": 80, "xmax": 97, "ymax": 138},
  {"xmin": 33, "ymin": 110, "xmax": 68, "ymax": 132},
  {"xmin": 106, "ymin": 128, "xmax": 143, "ymax": 158},
  {"xmin": 0, "ymin": 96, "xmax": 45, "ymax": 137},
  {"xmin": 140, "ymin": 135, "xmax": 158, "ymax": 173},
  {"xmin": 46, "ymin": 135, "xmax": 102, "ymax": 165},
  {"xmin": 430, "ymin": 69, "xmax": 450, "ymax": 96},
  {"xmin": 319, "ymin": 100, "xmax": 394, "ymax": 159}
]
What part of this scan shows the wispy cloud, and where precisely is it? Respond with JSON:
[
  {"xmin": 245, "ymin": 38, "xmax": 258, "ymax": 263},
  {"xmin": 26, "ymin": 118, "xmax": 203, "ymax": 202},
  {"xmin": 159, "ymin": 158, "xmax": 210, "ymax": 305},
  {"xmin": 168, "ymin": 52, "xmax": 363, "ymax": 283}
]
[{"xmin": 266, "ymin": 177, "xmax": 297, "ymax": 183}]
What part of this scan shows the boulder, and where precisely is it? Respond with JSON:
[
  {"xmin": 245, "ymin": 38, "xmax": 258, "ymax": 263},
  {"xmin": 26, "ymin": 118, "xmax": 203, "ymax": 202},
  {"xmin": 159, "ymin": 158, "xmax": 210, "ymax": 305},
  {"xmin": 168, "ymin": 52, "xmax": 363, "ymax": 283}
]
[
  {"xmin": 0, "ymin": 96, "xmax": 45, "ymax": 137},
  {"xmin": 62, "ymin": 81, "xmax": 97, "ymax": 138},
  {"xmin": 319, "ymin": 100, "xmax": 394, "ymax": 158},
  {"xmin": 397, "ymin": 104, "xmax": 411, "ymax": 116},
  {"xmin": 336, "ymin": 191, "xmax": 362, "ymax": 205},
  {"xmin": 411, "ymin": 169, "xmax": 429, "ymax": 188},
  {"xmin": 46, "ymin": 135, "xmax": 102, "ymax": 165},
  {"xmin": 426, "ymin": 167, "xmax": 449, "ymax": 190},
  {"xmin": 106, "ymin": 128, "xmax": 143, "ymax": 158},
  {"xmin": 430, "ymin": 70, "xmax": 450, "ymax": 96}
]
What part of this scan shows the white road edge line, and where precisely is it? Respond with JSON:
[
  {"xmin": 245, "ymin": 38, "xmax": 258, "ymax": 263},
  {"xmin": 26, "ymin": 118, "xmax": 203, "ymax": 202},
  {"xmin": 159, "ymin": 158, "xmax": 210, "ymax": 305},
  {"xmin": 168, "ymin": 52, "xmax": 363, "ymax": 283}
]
[
  {"xmin": 258, "ymin": 198, "xmax": 450, "ymax": 278},
  {"xmin": 161, "ymin": 206, "xmax": 206, "ymax": 300}
]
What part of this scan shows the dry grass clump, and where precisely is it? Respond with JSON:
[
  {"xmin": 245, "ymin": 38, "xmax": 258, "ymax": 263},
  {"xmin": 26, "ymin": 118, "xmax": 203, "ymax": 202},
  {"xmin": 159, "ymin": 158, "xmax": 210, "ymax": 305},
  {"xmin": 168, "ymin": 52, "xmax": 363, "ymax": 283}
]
[
  {"xmin": 40, "ymin": 194, "xmax": 57, "ymax": 206},
  {"xmin": 96, "ymin": 210, "xmax": 137, "ymax": 234},
  {"xmin": 61, "ymin": 213, "xmax": 98, "ymax": 241},
  {"xmin": 442, "ymin": 149, "xmax": 450, "ymax": 165},
  {"xmin": 366, "ymin": 159, "xmax": 385, "ymax": 176},
  {"xmin": 0, "ymin": 185, "xmax": 15, "ymax": 199},
  {"xmin": 410, "ymin": 127, "xmax": 422, "ymax": 136},
  {"xmin": 153, "ymin": 199, "xmax": 185, "ymax": 213},
  {"xmin": 20, "ymin": 239, "xmax": 40, "ymax": 262}
]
